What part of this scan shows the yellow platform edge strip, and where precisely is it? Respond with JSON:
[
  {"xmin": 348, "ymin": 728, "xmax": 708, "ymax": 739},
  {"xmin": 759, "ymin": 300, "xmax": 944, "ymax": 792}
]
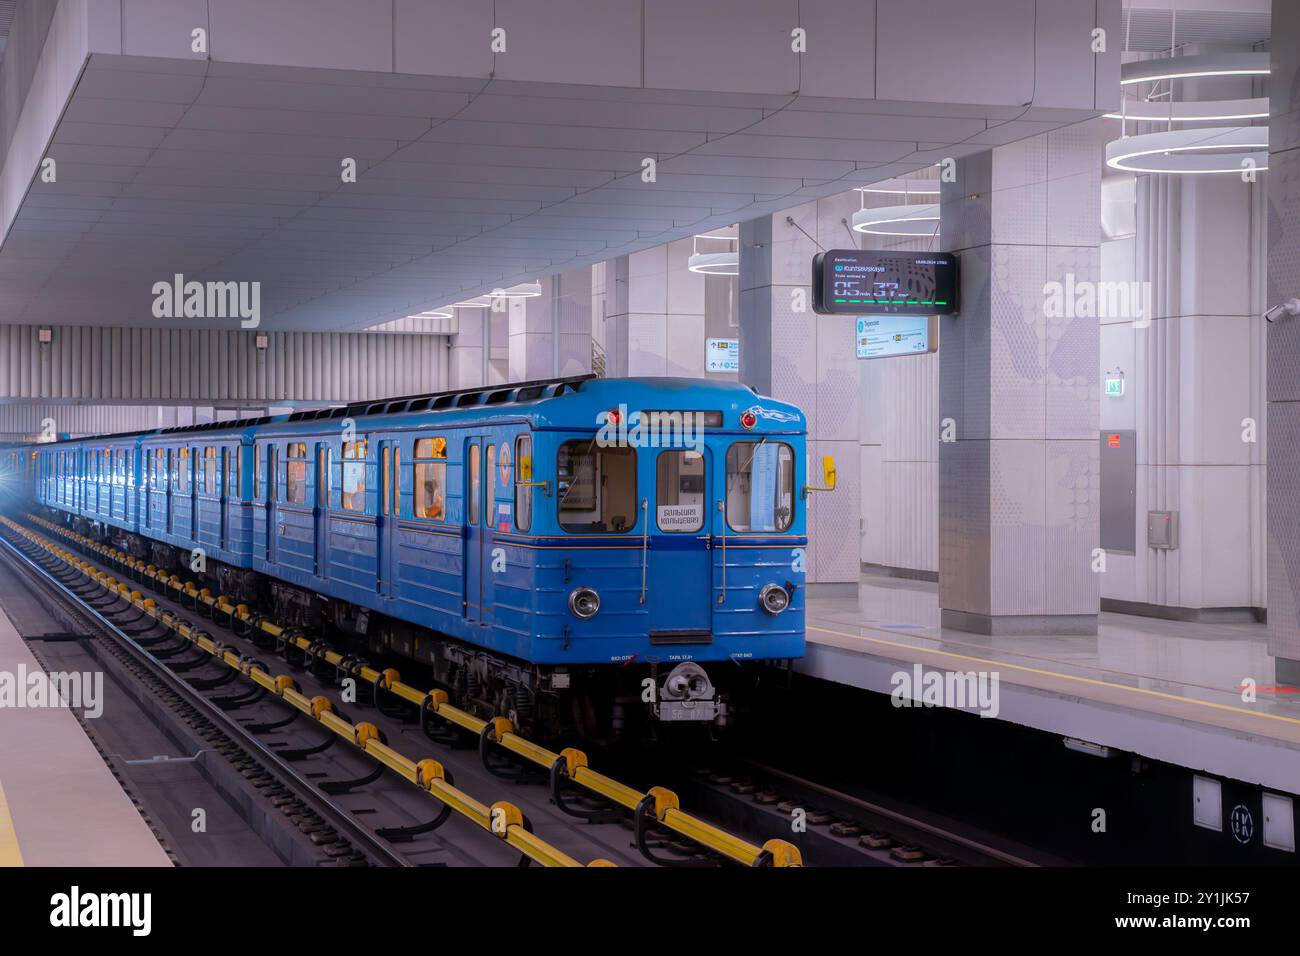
[{"xmin": 0, "ymin": 779, "xmax": 25, "ymax": 867}]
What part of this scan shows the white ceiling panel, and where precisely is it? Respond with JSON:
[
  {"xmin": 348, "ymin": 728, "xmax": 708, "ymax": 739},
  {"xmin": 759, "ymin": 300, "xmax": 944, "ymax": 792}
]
[{"xmin": 0, "ymin": 56, "xmax": 1099, "ymax": 331}]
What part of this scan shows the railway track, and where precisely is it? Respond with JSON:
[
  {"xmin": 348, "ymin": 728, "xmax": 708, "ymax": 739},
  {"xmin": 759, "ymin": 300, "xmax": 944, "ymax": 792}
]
[{"xmin": 0, "ymin": 510, "xmax": 803, "ymax": 868}]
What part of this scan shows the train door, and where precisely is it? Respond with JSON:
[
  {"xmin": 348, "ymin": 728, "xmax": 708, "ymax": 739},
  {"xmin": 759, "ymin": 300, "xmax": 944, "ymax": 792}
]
[
  {"xmin": 463, "ymin": 437, "xmax": 485, "ymax": 624},
  {"xmin": 314, "ymin": 442, "xmax": 329, "ymax": 579},
  {"xmin": 188, "ymin": 445, "xmax": 198, "ymax": 540},
  {"xmin": 649, "ymin": 447, "xmax": 713, "ymax": 639},
  {"xmin": 376, "ymin": 439, "xmax": 399, "ymax": 599},
  {"xmin": 265, "ymin": 444, "xmax": 278, "ymax": 564},
  {"xmin": 219, "ymin": 447, "xmax": 229, "ymax": 551}
]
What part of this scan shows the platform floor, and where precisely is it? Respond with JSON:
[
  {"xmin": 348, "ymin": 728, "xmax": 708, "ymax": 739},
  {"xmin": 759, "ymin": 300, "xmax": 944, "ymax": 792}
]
[
  {"xmin": 803, "ymin": 573, "xmax": 1300, "ymax": 795},
  {"xmin": 0, "ymin": 605, "xmax": 172, "ymax": 866}
]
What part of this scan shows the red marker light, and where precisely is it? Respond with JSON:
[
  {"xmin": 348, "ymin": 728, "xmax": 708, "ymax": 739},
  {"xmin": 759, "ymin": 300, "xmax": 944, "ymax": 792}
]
[
  {"xmin": 607, "ymin": 408, "xmax": 621, "ymax": 426},
  {"xmin": 741, "ymin": 411, "xmax": 757, "ymax": 429}
]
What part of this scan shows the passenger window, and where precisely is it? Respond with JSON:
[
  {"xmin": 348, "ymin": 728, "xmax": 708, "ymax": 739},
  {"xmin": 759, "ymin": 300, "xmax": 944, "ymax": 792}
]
[
  {"xmin": 557, "ymin": 440, "xmax": 636, "ymax": 534},
  {"xmin": 285, "ymin": 443, "xmax": 307, "ymax": 505},
  {"xmin": 414, "ymin": 437, "xmax": 446, "ymax": 520},
  {"xmin": 725, "ymin": 442, "xmax": 794, "ymax": 532},
  {"xmin": 656, "ymin": 450, "xmax": 706, "ymax": 533},
  {"xmin": 514, "ymin": 435, "xmax": 532, "ymax": 533},
  {"xmin": 203, "ymin": 447, "xmax": 217, "ymax": 494},
  {"xmin": 177, "ymin": 448, "xmax": 191, "ymax": 493},
  {"xmin": 154, "ymin": 450, "xmax": 164, "ymax": 488},
  {"xmin": 341, "ymin": 439, "xmax": 367, "ymax": 512}
]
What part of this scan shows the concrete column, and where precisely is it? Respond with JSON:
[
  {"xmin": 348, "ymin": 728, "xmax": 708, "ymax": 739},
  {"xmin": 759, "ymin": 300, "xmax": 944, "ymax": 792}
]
[
  {"xmin": 1099, "ymin": 172, "xmax": 1266, "ymax": 619},
  {"xmin": 449, "ymin": 306, "xmax": 485, "ymax": 389},
  {"xmin": 738, "ymin": 194, "xmax": 862, "ymax": 589},
  {"xmin": 508, "ymin": 269, "xmax": 593, "ymax": 381},
  {"xmin": 937, "ymin": 121, "xmax": 1104, "ymax": 634},
  {"xmin": 1267, "ymin": 3, "xmax": 1300, "ymax": 680}
]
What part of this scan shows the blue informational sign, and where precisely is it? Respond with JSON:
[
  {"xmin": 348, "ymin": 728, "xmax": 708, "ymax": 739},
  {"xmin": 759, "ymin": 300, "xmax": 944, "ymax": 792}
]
[
  {"xmin": 706, "ymin": 338, "xmax": 739, "ymax": 373},
  {"xmin": 749, "ymin": 442, "xmax": 778, "ymax": 531},
  {"xmin": 855, "ymin": 315, "xmax": 935, "ymax": 359}
]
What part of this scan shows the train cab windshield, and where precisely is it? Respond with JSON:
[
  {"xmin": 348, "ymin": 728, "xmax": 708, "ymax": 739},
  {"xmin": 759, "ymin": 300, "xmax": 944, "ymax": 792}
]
[
  {"xmin": 557, "ymin": 440, "xmax": 636, "ymax": 533},
  {"xmin": 725, "ymin": 441, "xmax": 795, "ymax": 532}
]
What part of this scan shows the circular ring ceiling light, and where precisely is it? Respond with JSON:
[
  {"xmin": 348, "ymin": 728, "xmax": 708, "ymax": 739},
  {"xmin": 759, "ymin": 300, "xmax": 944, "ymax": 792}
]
[
  {"xmin": 453, "ymin": 296, "xmax": 493, "ymax": 308},
  {"xmin": 851, "ymin": 203, "xmax": 939, "ymax": 237},
  {"xmin": 1104, "ymin": 97, "xmax": 1267, "ymax": 123},
  {"xmin": 1119, "ymin": 52, "xmax": 1270, "ymax": 86},
  {"xmin": 1108, "ymin": 51, "xmax": 1271, "ymax": 175},
  {"xmin": 855, "ymin": 178, "xmax": 940, "ymax": 196},
  {"xmin": 688, "ymin": 233, "xmax": 739, "ymax": 275},
  {"xmin": 405, "ymin": 308, "xmax": 453, "ymax": 320},
  {"xmin": 494, "ymin": 281, "xmax": 543, "ymax": 298},
  {"xmin": 1105, "ymin": 127, "xmax": 1268, "ymax": 174},
  {"xmin": 687, "ymin": 251, "xmax": 739, "ymax": 275}
]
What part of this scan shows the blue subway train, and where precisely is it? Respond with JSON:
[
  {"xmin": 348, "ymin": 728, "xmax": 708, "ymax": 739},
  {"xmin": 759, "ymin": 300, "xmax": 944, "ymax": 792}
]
[{"xmin": 18, "ymin": 376, "xmax": 827, "ymax": 736}]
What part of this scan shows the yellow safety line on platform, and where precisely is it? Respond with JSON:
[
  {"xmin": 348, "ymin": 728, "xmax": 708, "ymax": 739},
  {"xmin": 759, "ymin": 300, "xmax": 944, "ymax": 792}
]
[
  {"xmin": 0, "ymin": 780, "xmax": 25, "ymax": 866},
  {"xmin": 808, "ymin": 623, "xmax": 1300, "ymax": 730}
]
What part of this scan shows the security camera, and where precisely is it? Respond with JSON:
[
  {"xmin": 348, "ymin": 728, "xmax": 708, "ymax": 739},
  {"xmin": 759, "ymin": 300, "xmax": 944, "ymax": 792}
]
[{"xmin": 1265, "ymin": 298, "xmax": 1300, "ymax": 323}]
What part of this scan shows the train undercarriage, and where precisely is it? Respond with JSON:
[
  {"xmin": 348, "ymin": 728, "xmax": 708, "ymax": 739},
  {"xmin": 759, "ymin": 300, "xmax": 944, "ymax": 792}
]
[{"xmin": 64, "ymin": 511, "xmax": 770, "ymax": 742}]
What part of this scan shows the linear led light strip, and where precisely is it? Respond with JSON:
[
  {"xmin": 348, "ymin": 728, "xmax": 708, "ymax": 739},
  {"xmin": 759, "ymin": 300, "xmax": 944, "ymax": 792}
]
[
  {"xmin": 1104, "ymin": 97, "xmax": 1267, "ymax": 123},
  {"xmin": 1118, "ymin": 52, "xmax": 1270, "ymax": 86}
]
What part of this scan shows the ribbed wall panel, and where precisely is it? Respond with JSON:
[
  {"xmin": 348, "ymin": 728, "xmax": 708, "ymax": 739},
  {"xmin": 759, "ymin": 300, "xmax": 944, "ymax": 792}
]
[
  {"xmin": 0, "ymin": 403, "xmax": 160, "ymax": 440},
  {"xmin": 0, "ymin": 326, "xmax": 449, "ymax": 403}
]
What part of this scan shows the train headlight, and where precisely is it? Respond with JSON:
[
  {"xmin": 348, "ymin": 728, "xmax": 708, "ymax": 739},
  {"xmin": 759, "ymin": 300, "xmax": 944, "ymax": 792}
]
[
  {"xmin": 568, "ymin": 586, "xmax": 601, "ymax": 620},
  {"xmin": 759, "ymin": 583, "xmax": 790, "ymax": 615}
]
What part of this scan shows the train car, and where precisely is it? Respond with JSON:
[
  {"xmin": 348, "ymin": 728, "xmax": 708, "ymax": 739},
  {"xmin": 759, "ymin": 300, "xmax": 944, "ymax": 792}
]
[
  {"xmin": 28, "ymin": 376, "xmax": 826, "ymax": 738},
  {"xmin": 0, "ymin": 443, "xmax": 35, "ymax": 504}
]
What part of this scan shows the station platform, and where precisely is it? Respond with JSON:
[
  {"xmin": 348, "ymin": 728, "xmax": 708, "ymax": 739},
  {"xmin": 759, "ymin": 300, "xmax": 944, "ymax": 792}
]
[
  {"xmin": 802, "ymin": 573, "xmax": 1300, "ymax": 796},
  {"xmin": 0, "ymin": 605, "xmax": 172, "ymax": 867}
]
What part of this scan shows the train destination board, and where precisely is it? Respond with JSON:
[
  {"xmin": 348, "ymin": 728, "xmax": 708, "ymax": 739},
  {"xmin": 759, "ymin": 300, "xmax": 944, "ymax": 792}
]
[
  {"xmin": 855, "ymin": 315, "xmax": 938, "ymax": 360},
  {"xmin": 813, "ymin": 249, "xmax": 958, "ymax": 316}
]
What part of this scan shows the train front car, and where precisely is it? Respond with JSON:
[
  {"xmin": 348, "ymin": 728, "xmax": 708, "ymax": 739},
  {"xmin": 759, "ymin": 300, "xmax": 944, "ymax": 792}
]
[{"xmin": 520, "ymin": 378, "xmax": 808, "ymax": 733}]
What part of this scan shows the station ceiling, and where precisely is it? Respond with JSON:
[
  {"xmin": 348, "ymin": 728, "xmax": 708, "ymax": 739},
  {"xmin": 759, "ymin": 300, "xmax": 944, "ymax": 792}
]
[{"xmin": 0, "ymin": 54, "xmax": 1098, "ymax": 332}]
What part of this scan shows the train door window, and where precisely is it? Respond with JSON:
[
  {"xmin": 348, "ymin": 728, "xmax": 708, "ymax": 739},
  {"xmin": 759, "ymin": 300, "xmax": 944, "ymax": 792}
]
[
  {"xmin": 154, "ymin": 449, "xmax": 164, "ymax": 489},
  {"xmin": 557, "ymin": 441, "xmax": 636, "ymax": 533},
  {"xmin": 725, "ymin": 441, "xmax": 794, "ymax": 533},
  {"xmin": 285, "ymin": 442, "xmax": 307, "ymax": 505},
  {"xmin": 514, "ymin": 435, "xmax": 532, "ymax": 532},
  {"xmin": 203, "ymin": 447, "xmax": 217, "ymax": 494},
  {"xmin": 467, "ymin": 444, "xmax": 480, "ymax": 524},
  {"xmin": 485, "ymin": 444, "xmax": 496, "ymax": 526},
  {"xmin": 254, "ymin": 446, "xmax": 262, "ymax": 497},
  {"xmin": 393, "ymin": 447, "xmax": 401, "ymax": 516},
  {"xmin": 116, "ymin": 449, "xmax": 126, "ymax": 486},
  {"xmin": 342, "ymin": 439, "xmax": 367, "ymax": 512},
  {"xmin": 227, "ymin": 448, "xmax": 239, "ymax": 498},
  {"xmin": 413, "ymin": 437, "xmax": 446, "ymax": 520},
  {"xmin": 381, "ymin": 447, "xmax": 391, "ymax": 516},
  {"xmin": 656, "ymin": 450, "xmax": 706, "ymax": 533},
  {"xmin": 318, "ymin": 447, "xmax": 329, "ymax": 508}
]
